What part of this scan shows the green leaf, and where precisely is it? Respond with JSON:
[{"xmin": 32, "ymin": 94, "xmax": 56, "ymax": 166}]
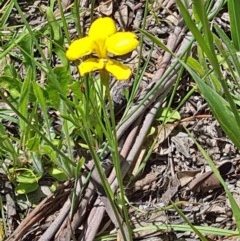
[
  {"xmin": 47, "ymin": 167, "xmax": 68, "ymax": 182},
  {"xmin": 46, "ymin": 7, "xmax": 63, "ymax": 45},
  {"xmin": 196, "ymin": 79, "xmax": 240, "ymax": 150},
  {"xmin": 32, "ymin": 82, "xmax": 50, "ymax": 130},
  {"xmin": 176, "ymin": 0, "xmax": 221, "ymax": 78},
  {"xmin": 187, "ymin": 57, "xmax": 205, "ymax": 76},
  {"xmin": 138, "ymin": 28, "xmax": 174, "ymax": 55},
  {"xmin": 0, "ymin": 75, "xmax": 21, "ymax": 99},
  {"xmin": 179, "ymin": 58, "xmax": 240, "ymax": 150},
  {"xmin": 46, "ymin": 65, "xmax": 70, "ymax": 108},
  {"xmin": 214, "ymin": 23, "xmax": 240, "ymax": 78},
  {"xmin": 0, "ymin": 29, "xmax": 28, "ymax": 60},
  {"xmin": 16, "ymin": 182, "xmax": 39, "ymax": 194},
  {"xmin": 228, "ymin": 0, "xmax": 240, "ymax": 50},
  {"xmin": 147, "ymin": 126, "xmax": 156, "ymax": 136},
  {"xmin": 156, "ymin": 108, "xmax": 180, "ymax": 123},
  {"xmin": 192, "ymin": 0, "xmax": 214, "ymax": 54},
  {"xmin": 26, "ymin": 135, "xmax": 41, "ymax": 152},
  {"xmin": 16, "ymin": 170, "xmax": 41, "ymax": 184},
  {"xmin": 18, "ymin": 34, "xmax": 34, "ymax": 66},
  {"xmin": 185, "ymin": 128, "xmax": 240, "ymax": 233},
  {"xmin": 172, "ymin": 202, "xmax": 209, "ymax": 241},
  {"xmin": 19, "ymin": 67, "xmax": 32, "ymax": 138},
  {"xmin": 134, "ymin": 224, "xmax": 239, "ymax": 237},
  {"xmin": 40, "ymin": 145, "xmax": 58, "ymax": 163},
  {"xmin": 0, "ymin": 0, "xmax": 14, "ymax": 27}
]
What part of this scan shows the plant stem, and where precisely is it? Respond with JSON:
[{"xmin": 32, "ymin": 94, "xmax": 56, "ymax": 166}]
[{"xmin": 101, "ymin": 71, "xmax": 133, "ymax": 241}]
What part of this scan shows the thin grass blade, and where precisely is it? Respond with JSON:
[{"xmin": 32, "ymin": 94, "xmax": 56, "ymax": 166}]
[{"xmin": 228, "ymin": 0, "xmax": 240, "ymax": 50}]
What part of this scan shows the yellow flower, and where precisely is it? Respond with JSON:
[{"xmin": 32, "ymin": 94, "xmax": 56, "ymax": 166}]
[{"xmin": 66, "ymin": 17, "xmax": 139, "ymax": 80}]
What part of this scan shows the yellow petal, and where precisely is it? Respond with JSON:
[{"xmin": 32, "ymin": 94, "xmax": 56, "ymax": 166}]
[
  {"xmin": 106, "ymin": 32, "xmax": 139, "ymax": 56},
  {"xmin": 88, "ymin": 17, "xmax": 117, "ymax": 41},
  {"xmin": 105, "ymin": 59, "xmax": 131, "ymax": 80},
  {"xmin": 79, "ymin": 58, "xmax": 105, "ymax": 76},
  {"xmin": 66, "ymin": 37, "xmax": 94, "ymax": 60}
]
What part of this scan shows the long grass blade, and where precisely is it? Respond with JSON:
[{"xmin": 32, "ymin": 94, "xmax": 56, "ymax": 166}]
[{"xmin": 228, "ymin": 0, "xmax": 240, "ymax": 50}]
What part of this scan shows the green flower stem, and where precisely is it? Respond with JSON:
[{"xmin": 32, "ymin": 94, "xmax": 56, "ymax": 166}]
[
  {"xmin": 80, "ymin": 84, "xmax": 128, "ymax": 241},
  {"xmin": 101, "ymin": 71, "xmax": 133, "ymax": 241}
]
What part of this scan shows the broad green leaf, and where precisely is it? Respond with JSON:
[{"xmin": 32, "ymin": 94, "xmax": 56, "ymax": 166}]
[
  {"xmin": 16, "ymin": 182, "xmax": 39, "ymax": 194},
  {"xmin": 40, "ymin": 145, "xmax": 58, "ymax": 163},
  {"xmin": 46, "ymin": 7, "xmax": 67, "ymax": 65},
  {"xmin": 47, "ymin": 167, "xmax": 68, "ymax": 182},
  {"xmin": 156, "ymin": 108, "xmax": 180, "ymax": 123},
  {"xmin": 26, "ymin": 135, "xmax": 41, "ymax": 152},
  {"xmin": 16, "ymin": 170, "xmax": 41, "ymax": 184}
]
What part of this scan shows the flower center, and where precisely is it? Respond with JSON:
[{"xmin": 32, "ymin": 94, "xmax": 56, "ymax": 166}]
[{"xmin": 93, "ymin": 38, "xmax": 108, "ymax": 58}]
